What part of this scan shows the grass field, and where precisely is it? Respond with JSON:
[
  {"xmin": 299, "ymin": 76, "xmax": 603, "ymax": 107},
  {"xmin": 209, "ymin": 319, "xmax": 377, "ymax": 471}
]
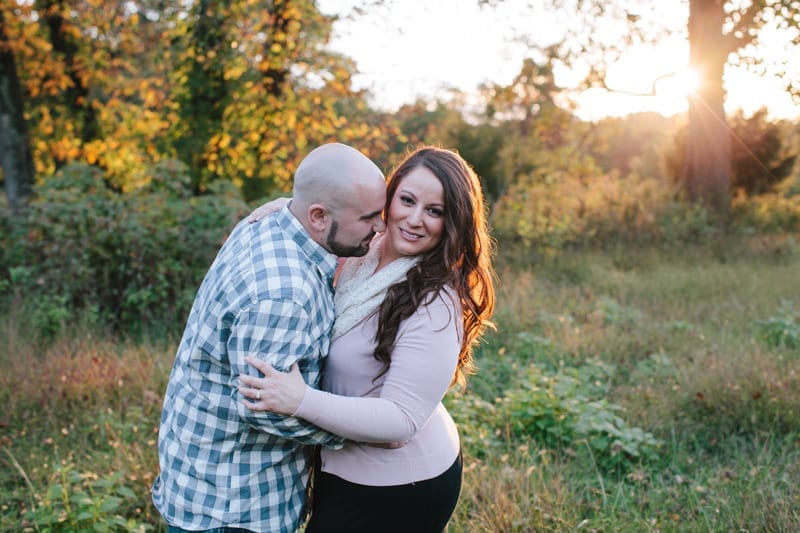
[{"xmin": 1, "ymin": 233, "xmax": 798, "ymax": 532}]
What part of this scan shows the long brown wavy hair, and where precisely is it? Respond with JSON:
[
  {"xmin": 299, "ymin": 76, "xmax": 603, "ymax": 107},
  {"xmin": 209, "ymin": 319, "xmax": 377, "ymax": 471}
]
[{"xmin": 373, "ymin": 146, "xmax": 496, "ymax": 388}]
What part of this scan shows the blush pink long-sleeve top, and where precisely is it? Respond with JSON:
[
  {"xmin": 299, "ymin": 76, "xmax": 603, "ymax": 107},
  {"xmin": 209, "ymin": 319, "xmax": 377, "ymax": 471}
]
[{"xmin": 292, "ymin": 288, "xmax": 462, "ymax": 486}]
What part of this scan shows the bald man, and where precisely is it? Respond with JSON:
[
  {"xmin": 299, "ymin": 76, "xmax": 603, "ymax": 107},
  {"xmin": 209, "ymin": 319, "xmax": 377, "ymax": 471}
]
[{"xmin": 152, "ymin": 143, "xmax": 387, "ymax": 533}]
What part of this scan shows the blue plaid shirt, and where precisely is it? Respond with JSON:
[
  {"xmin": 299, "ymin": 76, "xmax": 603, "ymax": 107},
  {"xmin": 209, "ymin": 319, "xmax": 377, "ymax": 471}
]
[{"xmin": 152, "ymin": 205, "xmax": 344, "ymax": 532}]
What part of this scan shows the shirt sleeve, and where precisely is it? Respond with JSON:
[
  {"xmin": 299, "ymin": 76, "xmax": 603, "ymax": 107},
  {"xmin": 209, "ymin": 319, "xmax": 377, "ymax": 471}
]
[
  {"xmin": 294, "ymin": 292, "xmax": 461, "ymax": 443},
  {"xmin": 230, "ymin": 298, "xmax": 345, "ymax": 448}
]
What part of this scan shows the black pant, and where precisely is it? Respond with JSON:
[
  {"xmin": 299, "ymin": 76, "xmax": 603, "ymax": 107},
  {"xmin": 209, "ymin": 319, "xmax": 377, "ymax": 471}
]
[{"xmin": 305, "ymin": 452, "xmax": 462, "ymax": 533}]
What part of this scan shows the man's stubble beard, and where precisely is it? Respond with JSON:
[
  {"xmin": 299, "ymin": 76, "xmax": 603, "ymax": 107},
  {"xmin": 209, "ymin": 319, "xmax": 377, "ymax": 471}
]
[{"xmin": 325, "ymin": 219, "xmax": 373, "ymax": 258}]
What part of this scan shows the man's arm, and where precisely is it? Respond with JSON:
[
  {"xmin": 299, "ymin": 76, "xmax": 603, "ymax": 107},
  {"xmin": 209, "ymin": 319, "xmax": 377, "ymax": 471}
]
[{"xmin": 229, "ymin": 298, "xmax": 344, "ymax": 448}]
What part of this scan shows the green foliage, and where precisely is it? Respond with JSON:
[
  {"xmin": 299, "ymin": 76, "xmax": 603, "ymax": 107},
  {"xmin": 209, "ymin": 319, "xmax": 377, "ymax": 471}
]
[
  {"xmin": 587, "ymin": 112, "xmax": 673, "ymax": 178},
  {"xmin": 663, "ymin": 109, "xmax": 797, "ymax": 195},
  {"xmin": 732, "ymin": 183, "xmax": 800, "ymax": 232},
  {"xmin": 756, "ymin": 300, "xmax": 800, "ymax": 349},
  {"xmin": 595, "ymin": 297, "xmax": 642, "ymax": 326},
  {"xmin": 0, "ymin": 328, "xmax": 170, "ymax": 530},
  {"xmin": 3, "ymin": 235, "xmax": 800, "ymax": 531},
  {"xmin": 491, "ymin": 166, "xmax": 717, "ymax": 254},
  {"xmin": 728, "ymin": 110, "xmax": 797, "ymax": 195},
  {"xmin": 654, "ymin": 200, "xmax": 718, "ymax": 242},
  {"xmin": 502, "ymin": 360, "xmax": 662, "ymax": 472},
  {"xmin": 0, "ymin": 161, "xmax": 248, "ymax": 335},
  {"xmin": 22, "ymin": 466, "xmax": 150, "ymax": 532},
  {"xmin": 393, "ymin": 100, "xmax": 506, "ymax": 202},
  {"xmin": 451, "ymin": 357, "xmax": 662, "ymax": 474},
  {"xmin": 5, "ymin": 0, "xmax": 405, "ymax": 198}
]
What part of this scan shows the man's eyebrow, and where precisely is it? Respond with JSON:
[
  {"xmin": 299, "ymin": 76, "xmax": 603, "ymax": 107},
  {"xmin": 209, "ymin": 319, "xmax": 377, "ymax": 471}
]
[{"xmin": 359, "ymin": 210, "xmax": 383, "ymax": 220}]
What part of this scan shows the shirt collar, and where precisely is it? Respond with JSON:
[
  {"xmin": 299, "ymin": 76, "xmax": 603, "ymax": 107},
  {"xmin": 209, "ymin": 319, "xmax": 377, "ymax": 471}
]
[{"xmin": 275, "ymin": 204, "xmax": 338, "ymax": 287}]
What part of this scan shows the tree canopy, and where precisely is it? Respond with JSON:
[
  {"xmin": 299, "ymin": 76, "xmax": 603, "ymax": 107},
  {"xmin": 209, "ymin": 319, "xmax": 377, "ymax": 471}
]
[
  {"xmin": 0, "ymin": 0, "xmax": 404, "ymax": 204},
  {"xmin": 1, "ymin": 0, "xmax": 798, "ymax": 214}
]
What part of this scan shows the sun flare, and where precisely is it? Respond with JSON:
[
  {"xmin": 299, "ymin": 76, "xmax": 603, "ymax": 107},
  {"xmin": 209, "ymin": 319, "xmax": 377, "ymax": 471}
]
[{"xmin": 657, "ymin": 67, "xmax": 701, "ymax": 98}]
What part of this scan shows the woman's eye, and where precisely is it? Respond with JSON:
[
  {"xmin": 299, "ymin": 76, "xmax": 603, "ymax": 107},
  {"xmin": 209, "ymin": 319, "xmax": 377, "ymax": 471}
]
[
  {"xmin": 428, "ymin": 207, "xmax": 444, "ymax": 217},
  {"xmin": 400, "ymin": 195, "xmax": 414, "ymax": 205}
]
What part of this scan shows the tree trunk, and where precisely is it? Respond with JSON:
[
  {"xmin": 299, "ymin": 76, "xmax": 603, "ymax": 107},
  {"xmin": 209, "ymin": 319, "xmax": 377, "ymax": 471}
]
[
  {"xmin": 0, "ymin": 9, "xmax": 34, "ymax": 214},
  {"xmin": 683, "ymin": 0, "xmax": 731, "ymax": 215},
  {"xmin": 176, "ymin": 0, "xmax": 229, "ymax": 191}
]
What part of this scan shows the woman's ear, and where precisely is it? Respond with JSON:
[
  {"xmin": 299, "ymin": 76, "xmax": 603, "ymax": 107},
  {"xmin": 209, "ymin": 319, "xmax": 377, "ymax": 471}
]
[{"xmin": 307, "ymin": 203, "xmax": 329, "ymax": 232}]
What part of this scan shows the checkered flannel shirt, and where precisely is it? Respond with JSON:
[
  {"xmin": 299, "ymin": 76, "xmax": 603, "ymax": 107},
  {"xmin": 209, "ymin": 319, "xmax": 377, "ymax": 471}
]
[{"xmin": 152, "ymin": 205, "xmax": 344, "ymax": 532}]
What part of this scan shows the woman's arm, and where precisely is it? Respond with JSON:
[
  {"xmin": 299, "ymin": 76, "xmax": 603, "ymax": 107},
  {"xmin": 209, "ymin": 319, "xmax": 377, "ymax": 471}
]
[{"xmin": 239, "ymin": 292, "xmax": 461, "ymax": 443}]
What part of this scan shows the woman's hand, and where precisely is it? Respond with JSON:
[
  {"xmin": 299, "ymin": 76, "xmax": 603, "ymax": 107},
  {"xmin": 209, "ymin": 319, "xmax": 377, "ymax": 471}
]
[
  {"xmin": 248, "ymin": 197, "xmax": 290, "ymax": 223},
  {"xmin": 239, "ymin": 356, "xmax": 306, "ymax": 415}
]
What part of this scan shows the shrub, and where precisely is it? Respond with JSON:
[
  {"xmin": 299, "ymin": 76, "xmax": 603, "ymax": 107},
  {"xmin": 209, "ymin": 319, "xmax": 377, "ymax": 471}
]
[
  {"xmin": 732, "ymin": 185, "xmax": 800, "ymax": 232},
  {"xmin": 756, "ymin": 300, "xmax": 800, "ymax": 349},
  {"xmin": 0, "ymin": 161, "xmax": 248, "ymax": 335},
  {"xmin": 491, "ymin": 167, "xmax": 720, "ymax": 254},
  {"xmin": 450, "ymin": 357, "xmax": 662, "ymax": 473},
  {"xmin": 21, "ymin": 465, "xmax": 150, "ymax": 532},
  {"xmin": 662, "ymin": 109, "xmax": 797, "ymax": 195},
  {"xmin": 503, "ymin": 360, "xmax": 662, "ymax": 471}
]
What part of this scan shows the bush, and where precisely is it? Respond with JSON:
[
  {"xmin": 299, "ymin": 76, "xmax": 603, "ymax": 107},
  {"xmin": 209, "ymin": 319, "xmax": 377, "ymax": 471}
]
[
  {"xmin": 662, "ymin": 109, "xmax": 797, "ymax": 195},
  {"xmin": 0, "ymin": 161, "xmax": 248, "ymax": 335},
  {"xmin": 21, "ymin": 466, "xmax": 150, "ymax": 532},
  {"xmin": 450, "ymin": 356, "xmax": 662, "ymax": 474},
  {"xmin": 731, "ymin": 184, "xmax": 800, "ymax": 232},
  {"xmin": 756, "ymin": 300, "xmax": 800, "ymax": 349},
  {"xmin": 490, "ymin": 168, "xmax": 716, "ymax": 254}
]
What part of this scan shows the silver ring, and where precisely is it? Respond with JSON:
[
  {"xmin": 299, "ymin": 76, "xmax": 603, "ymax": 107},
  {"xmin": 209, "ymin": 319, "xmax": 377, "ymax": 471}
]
[{"xmin": 256, "ymin": 390, "xmax": 261, "ymax": 400}]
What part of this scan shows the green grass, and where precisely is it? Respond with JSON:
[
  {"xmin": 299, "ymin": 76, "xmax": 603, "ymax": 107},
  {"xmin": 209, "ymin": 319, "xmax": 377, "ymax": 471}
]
[
  {"xmin": 452, "ymin": 233, "xmax": 800, "ymax": 531},
  {"xmin": 2, "ymin": 233, "xmax": 799, "ymax": 532}
]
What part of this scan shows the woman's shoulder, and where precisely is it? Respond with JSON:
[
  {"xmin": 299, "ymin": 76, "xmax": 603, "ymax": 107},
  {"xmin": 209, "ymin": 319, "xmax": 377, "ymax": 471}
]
[
  {"xmin": 424, "ymin": 284, "xmax": 459, "ymax": 307},
  {"xmin": 414, "ymin": 285, "xmax": 461, "ymax": 321},
  {"xmin": 400, "ymin": 285, "xmax": 463, "ymax": 342}
]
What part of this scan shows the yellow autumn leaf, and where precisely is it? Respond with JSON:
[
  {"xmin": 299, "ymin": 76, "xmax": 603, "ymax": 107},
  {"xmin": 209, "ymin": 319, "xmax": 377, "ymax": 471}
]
[
  {"xmin": 217, "ymin": 134, "xmax": 231, "ymax": 149},
  {"xmin": 84, "ymin": 142, "xmax": 103, "ymax": 164},
  {"xmin": 144, "ymin": 89, "xmax": 161, "ymax": 108}
]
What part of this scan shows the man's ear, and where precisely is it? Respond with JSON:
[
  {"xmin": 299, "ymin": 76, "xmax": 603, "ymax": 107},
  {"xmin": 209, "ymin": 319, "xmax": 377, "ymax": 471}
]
[{"xmin": 307, "ymin": 203, "xmax": 329, "ymax": 232}]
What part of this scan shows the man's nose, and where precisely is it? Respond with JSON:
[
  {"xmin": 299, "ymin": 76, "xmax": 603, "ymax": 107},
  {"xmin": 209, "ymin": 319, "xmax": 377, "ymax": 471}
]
[{"xmin": 373, "ymin": 218, "xmax": 387, "ymax": 232}]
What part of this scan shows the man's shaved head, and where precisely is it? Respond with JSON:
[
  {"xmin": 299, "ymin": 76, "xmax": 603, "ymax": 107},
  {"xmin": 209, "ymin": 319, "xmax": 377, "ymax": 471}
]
[
  {"xmin": 292, "ymin": 143, "xmax": 384, "ymax": 213},
  {"xmin": 289, "ymin": 143, "xmax": 387, "ymax": 256}
]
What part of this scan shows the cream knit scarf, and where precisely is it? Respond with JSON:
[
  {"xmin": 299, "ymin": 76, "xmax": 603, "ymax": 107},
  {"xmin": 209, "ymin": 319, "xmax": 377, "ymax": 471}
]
[{"xmin": 332, "ymin": 233, "xmax": 419, "ymax": 340}]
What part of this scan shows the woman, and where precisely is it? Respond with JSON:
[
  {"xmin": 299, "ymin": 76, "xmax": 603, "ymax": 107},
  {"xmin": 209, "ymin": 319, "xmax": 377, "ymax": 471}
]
[{"xmin": 240, "ymin": 146, "xmax": 495, "ymax": 532}]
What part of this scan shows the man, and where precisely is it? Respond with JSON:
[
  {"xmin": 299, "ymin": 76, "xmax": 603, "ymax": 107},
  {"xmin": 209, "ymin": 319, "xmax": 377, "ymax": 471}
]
[{"xmin": 152, "ymin": 143, "xmax": 387, "ymax": 532}]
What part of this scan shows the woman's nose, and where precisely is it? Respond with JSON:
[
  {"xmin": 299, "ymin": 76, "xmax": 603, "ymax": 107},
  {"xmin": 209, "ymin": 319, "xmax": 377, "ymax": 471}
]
[{"xmin": 407, "ymin": 208, "xmax": 423, "ymax": 226}]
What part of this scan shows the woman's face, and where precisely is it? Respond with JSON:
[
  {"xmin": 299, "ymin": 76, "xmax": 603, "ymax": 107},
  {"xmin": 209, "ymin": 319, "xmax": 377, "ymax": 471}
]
[{"xmin": 382, "ymin": 166, "xmax": 445, "ymax": 263}]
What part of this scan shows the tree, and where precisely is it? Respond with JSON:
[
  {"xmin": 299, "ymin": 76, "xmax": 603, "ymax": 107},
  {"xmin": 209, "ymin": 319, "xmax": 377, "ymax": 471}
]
[
  {"xmin": 681, "ymin": 0, "xmax": 800, "ymax": 212},
  {"xmin": 2, "ymin": 0, "xmax": 402, "ymax": 200},
  {"xmin": 172, "ymin": 0, "xmax": 231, "ymax": 190},
  {"xmin": 664, "ymin": 108, "xmax": 797, "ymax": 196},
  {"xmin": 4, "ymin": 0, "xmax": 173, "ymax": 187},
  {"xmin": 479, "ymin": 55, "xmax": 584, "ymax": 202},
  {"xmin": 484, "ymin": 0, "xmax": 800, "ymax": 214},
  {"xmin": 0, "ymin": 6, "xmax": 34, "ymax": 213},
  {"xmin": 39, "ymin": 0, "xmax": 100, "ymax": 156},
  {"xmin": 683, "ymin": 0, "xmax": 730, "ymax": 213}
]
